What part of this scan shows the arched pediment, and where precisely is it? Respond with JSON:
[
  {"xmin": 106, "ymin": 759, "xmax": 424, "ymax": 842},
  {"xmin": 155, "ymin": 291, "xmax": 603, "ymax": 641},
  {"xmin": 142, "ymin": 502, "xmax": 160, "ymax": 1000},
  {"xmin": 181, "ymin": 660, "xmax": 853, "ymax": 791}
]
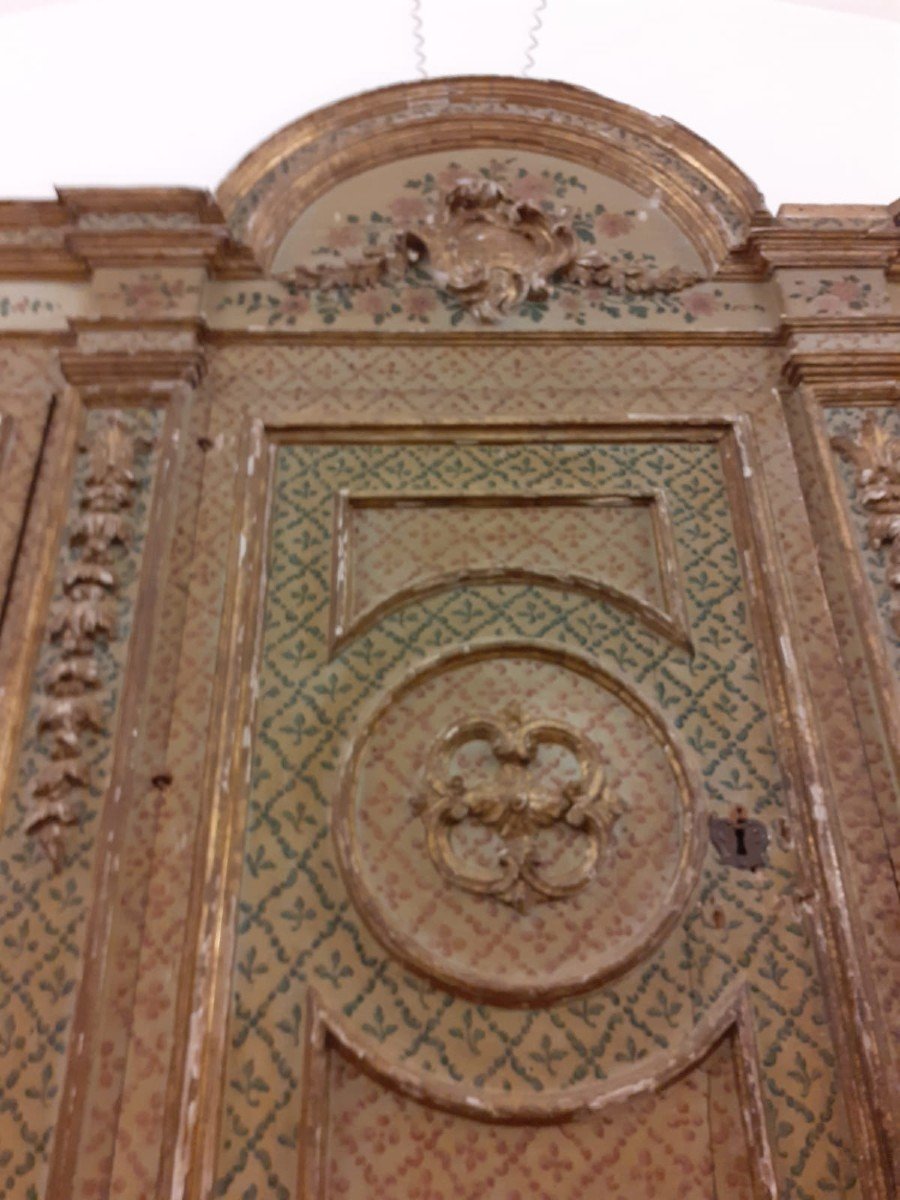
[{"xmin": 218, "ymin": 76, "xmax": 766, "ymax": 279}]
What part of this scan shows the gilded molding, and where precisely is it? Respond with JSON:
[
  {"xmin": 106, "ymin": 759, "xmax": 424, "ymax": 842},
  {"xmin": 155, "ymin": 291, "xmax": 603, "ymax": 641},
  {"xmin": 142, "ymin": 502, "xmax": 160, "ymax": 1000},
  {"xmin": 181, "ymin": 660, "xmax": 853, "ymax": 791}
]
[
  {"xmin": 750, "ymin": 225, "xmax": 898, "ymax": 270},
  {"xmin": 60, "ymin": 347, "xmax": 206, "ymax": 391},
  {"xmin": 59, "ymin": 314, "xmax": 207, "ymax": 392},
  {"xmin": 23, "ymin": 414, "xmax": 136, "ymax": 870},
  {"xmin": 782, "ymin": 350, "xmax": 900, "ymax": 389}
]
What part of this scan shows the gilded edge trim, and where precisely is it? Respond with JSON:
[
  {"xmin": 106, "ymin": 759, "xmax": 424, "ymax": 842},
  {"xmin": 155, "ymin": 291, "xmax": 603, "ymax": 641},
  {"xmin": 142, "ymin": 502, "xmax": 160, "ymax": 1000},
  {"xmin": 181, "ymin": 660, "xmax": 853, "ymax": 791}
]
[
  {"xmin": 779, "ymin": 385, "xmax": 900, "ymax": 1151},
  {"xmin": 44, "ymin": 394, "xmax": 190, "ymax": 1200},
  {"xmin": 813, "ymin": 397, "xmax": 900, "ymax": 779},
  {"xmin": 167, "ymin": 417, "xmax": 273, "ymax": 1200},
  {"xmin": 331, "ymin": 639, "xmax": 705, "ymax": 1005},
  {"xmin": 329, "ymin": 490, "xmax": 693, "ymax": 657},
  {"xmin": 720, "ymin": 416, "xmax": 895, "ymax": 1197},
  {"xmin": 171, "ymin": 415, "xmax": 894, "ymax": 1200},
  {"xmin": 0, "ymin": 387, "xmax": 82, "ymax": 826},
  {"xmin": 0, "ymin": 410, "xmax": 16, "ymax": 613},
  {"xmin": 200, "ymin": 327, "xmax": 783, "ymax": 347},
  {"xmin": 298, "ymin": 982, "xmax": 778, "ymax": 1200}
]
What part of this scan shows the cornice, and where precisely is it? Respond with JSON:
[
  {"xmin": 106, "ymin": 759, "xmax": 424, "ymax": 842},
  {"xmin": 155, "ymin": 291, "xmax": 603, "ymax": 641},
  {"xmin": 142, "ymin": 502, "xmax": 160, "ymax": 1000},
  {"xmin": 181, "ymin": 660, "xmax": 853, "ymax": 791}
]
[
  {"xmin": 782, "ymin": 350, "xmax": 900, "ymax": 389},
  {"xmin": 751, "ymin": 205, "xmax": 899, "ymax": 270},
  {"xmin": 67, "ymin": 315, "xmax": 205, "ymax": 335},
  {"xmin": 54, "ymin": 187, "xmax": 222, "ymax": 220},
  {"xmin": 754, "ymin": 228, "xmax": 898, "ymax": 270},
  {"xmin": 0, "ymin": 188, "xmax": 261, "ymax": 279},
  {"xmin": 0, "ymin": 180, "xmax": 894, "ymax": 286},
  {"xmin": 60, "ymin": 347, "xmax": 206, "ymax": 390},
  {"xmin": 780, "ymin": 315, "xmax": 900, "ymax": 336},
  {"xmin": 200, "ymin": 326, "xmax": 783, "ymax": 347}
]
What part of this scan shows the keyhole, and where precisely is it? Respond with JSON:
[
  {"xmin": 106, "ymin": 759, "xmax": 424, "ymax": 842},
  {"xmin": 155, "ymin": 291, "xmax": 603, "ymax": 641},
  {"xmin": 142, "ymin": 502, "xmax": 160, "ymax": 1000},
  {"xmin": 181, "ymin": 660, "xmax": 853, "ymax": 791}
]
[{"xmin": 735, "ymin": 825, "xmax": 747, "ymax": 857}]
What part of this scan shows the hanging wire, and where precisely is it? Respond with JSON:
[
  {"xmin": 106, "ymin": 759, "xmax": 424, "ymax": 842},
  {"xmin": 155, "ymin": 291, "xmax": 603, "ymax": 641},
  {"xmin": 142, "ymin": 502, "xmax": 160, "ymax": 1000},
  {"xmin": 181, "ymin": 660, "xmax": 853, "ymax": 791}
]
[
  {"xmin": 523, "ymin": 0, "xmax": 547, "ymax": 77},
  {"xmin": 411, "ymin": 0, "xmax": 427, "ymax": 79}
]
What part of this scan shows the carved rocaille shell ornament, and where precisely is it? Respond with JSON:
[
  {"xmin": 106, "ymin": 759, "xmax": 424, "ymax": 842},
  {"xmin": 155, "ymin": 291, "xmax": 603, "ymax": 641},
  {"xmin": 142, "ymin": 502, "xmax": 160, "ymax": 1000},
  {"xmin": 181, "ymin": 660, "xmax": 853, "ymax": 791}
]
[
  {"xmin": 402, "ymin": 180, "xmax": 578, "ymax": 323},
  {"xmin": 279, "ymin": 177, "xmax": 703, "ymax": 324}
]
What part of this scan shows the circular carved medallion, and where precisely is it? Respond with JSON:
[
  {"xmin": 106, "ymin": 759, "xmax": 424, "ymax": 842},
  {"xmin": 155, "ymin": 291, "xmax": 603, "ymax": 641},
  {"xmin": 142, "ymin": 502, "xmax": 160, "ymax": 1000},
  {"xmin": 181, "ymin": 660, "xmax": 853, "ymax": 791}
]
[{"xmin": 334, "ymin": 644, "xmax": 703, "ymax": 1005}]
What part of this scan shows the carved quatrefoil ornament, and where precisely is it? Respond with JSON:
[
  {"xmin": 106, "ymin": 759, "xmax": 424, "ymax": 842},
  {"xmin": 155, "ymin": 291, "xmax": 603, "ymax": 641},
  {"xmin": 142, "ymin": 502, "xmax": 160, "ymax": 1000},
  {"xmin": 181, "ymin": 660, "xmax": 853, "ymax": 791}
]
[{"xmin": 412, "ymin": 703, "xmax": 617, "ymax": 912}]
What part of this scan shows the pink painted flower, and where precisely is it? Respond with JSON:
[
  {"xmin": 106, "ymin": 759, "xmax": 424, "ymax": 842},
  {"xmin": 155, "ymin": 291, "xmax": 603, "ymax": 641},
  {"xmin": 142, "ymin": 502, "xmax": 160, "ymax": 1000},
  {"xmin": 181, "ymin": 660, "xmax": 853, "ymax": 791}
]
[
  {"xmin": 683, "ymin": 291, "xmax": 717, "ymax": 317},
  {"xmin": 357, "ymin": 287, "xmax": 394, "ymax": 318},
  {"xmin": 597, "ymin": 212, "xmax": 635, "ymax": 238},
  {"xmin": 401, "ymin": 287, "xmax": 436, "ymax": 319},
  {"xmin": 280, "ymin": 293, "xmax": 310, "ymax": 317},
  {"xmin": 389, "ymin": 194, "xmax": 428, "ymax": 222},
  {"xmin": 123, "ymin": 279, "xmax": 160, "ymax": 306},
  {"xmin": 326, "ymin": 223, "xmax": 362, "ymax": 251},
  {"xmin": 134, "ymin": 1088, "xmax": 165, "ymax": 1134},
  {"xmin": 811, "ymin": 293, "xmax": 844, "ymax": 316},
  {"xmin": 136, "ymin": 977, "xmax": 170, "ymax": 1021},
  {"xmin": 829, "ymin": 277, "xmax": 863, "ymax": 304},
  {"xmin": 509, "ymin": 172, "xmax": 553, "ymax": 203}
]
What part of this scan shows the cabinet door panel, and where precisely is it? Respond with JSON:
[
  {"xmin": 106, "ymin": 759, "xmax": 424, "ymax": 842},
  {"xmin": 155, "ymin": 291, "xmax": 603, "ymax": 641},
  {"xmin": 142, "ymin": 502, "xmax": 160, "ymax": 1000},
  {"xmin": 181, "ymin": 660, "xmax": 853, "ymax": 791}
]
[{"xmin": 205, "ymin": 426, "xmax": 856, "ymax": 1199}]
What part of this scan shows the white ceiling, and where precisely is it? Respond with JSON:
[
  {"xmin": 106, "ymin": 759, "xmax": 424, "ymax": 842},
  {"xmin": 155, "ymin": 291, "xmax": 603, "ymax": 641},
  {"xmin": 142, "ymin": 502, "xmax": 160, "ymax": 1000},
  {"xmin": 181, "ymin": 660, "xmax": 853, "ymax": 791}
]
[{"xmin": 1, "ymin": 0, "xmax": 898, "ymax": 209}]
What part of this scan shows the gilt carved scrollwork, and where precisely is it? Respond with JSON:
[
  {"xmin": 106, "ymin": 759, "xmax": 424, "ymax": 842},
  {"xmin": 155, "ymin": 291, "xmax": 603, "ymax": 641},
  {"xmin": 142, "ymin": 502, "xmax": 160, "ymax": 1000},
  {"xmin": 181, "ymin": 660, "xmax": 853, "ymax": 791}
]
[
  {"xmin": 280, "ymin": 178, "xmax": 702, "ymax": 324},
  {"xmin": 832, "ymin": 413, "xmax": 900, "ymax": 636},
  {"xmin": 412, "ymin": 703, "xmax": 616, "ymax": 912},
  {"xmin": 24, "ymin": 414, "xmax": 137, "ymax": 870}
]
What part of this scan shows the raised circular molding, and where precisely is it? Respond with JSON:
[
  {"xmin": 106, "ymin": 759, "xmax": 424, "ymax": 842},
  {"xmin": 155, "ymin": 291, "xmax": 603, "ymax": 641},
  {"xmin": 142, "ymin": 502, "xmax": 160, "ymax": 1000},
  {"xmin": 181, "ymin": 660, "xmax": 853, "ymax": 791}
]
[
  {"xmin": 217, "ymin": 75, "xmax": 765, "ymax": 275},
  {"xmin": 333, "ymin": 641, "xmax": 706, "ymax": 1006}
]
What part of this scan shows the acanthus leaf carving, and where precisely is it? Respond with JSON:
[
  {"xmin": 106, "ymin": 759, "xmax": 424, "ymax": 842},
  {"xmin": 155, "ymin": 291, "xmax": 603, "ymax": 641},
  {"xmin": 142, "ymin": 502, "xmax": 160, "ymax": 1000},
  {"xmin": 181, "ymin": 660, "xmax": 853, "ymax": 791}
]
[
  {"xmin": 412, "ymin": 702, "xmax": 617, "ymax": 912},
  {"xmin": 832, "ymin": 413, "xmax": 900, "ymax": 636},
  {"xmin": 71, "ymin": 510, "xmax": 131, "ymax": 550},
  {"xmin": 49, "ymin": 597, "xmax": 117, "ymax": 654},
  {"xmin": 33, "ymin": 759, "xmax": 90, "ymax": 799},
  {"xmin": 46, "ymin": 656, "xmax": 101, "ymax": 696},
  {"xmin": 25, "ymin": 413, "xmax": 137, "ymax": 871},
  {"xmin": 64, "ymin": 561, "xmax": 117, "ymax": 594},
  {"xmin": 37, "ymin": 695, "xmax": 104, "ymax": 756},
  {"xmin": 278, "ymin": 177, "xmax": 703, "ymax": 324},
  {"xmin": 24, "ymin": 801, "xmax": 79, "ymax": 874}
]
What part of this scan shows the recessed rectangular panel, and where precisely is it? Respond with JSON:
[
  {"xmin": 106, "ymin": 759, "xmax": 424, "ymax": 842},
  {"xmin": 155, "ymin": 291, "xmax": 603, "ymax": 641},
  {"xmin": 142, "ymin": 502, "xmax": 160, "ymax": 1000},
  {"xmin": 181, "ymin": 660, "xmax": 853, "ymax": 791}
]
[
  {"xmin": 321, "ymin": 1034, "xmax": 755, "ymax": 1200},
  {"xmin": 332, "ymin": 491, "xmax": 690, "ymax": 653}
]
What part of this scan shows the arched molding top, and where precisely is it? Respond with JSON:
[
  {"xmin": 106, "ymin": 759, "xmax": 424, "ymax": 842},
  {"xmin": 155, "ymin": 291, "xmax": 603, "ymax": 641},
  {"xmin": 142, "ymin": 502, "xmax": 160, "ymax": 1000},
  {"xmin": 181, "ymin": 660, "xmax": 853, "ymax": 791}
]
[{"xmin": 217, "ymin": 76, "xmax": 767, "ymax": 275}]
